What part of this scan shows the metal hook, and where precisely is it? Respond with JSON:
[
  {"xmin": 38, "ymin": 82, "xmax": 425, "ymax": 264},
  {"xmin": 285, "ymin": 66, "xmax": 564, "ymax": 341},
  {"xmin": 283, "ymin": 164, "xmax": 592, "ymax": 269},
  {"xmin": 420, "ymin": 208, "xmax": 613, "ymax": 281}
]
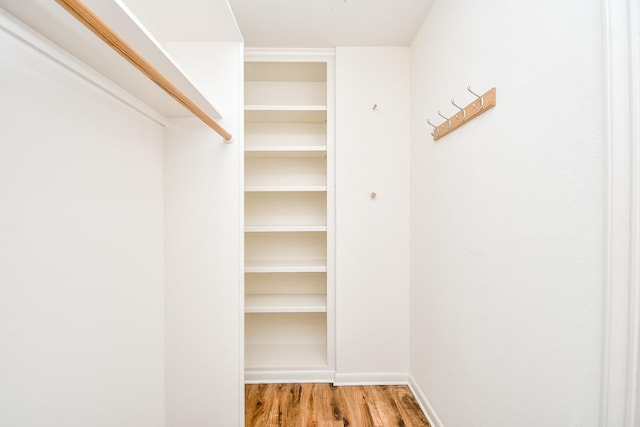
[
  {"xmin": 451, "ymin": 98, "xmax": 466, "ymax": 121},
  {"xmin": 437, "ymin": 110, "xmax": 451, "ymax": 129},
  {"xmin": 467, "ymin": 85, "xmax": 484, "ymax": 110},
  {"xmin": 427, "ymin": 118, "xmax": 440, "ymax": 137}
]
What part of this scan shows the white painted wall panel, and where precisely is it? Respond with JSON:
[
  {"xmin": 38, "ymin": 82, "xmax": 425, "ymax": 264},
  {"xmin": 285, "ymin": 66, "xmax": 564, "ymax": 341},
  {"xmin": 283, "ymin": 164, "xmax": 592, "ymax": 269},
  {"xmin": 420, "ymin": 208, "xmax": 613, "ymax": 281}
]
[
  {"xmin": 335, "ymin": 47, "xmax": 411, "ymax": 382},
  {"xmin": 0, "ymin": 27, "xmax": 165, "ymax": 427},
  {"xmin": 409, "ymin": 1, "xmax": 603, "ymax": 426},
  {"xmin": 163, "ymin": 42, "xmax": 243, "ymax": 427}
]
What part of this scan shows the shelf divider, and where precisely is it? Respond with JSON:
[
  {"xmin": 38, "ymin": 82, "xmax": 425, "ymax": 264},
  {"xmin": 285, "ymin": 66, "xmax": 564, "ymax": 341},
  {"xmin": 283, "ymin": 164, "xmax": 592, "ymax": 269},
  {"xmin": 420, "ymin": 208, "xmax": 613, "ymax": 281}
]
[
  {"xmin": 245, "ymin": 186, "xmax": 327, "ymax": 192},
  {"xmin": 245, "ymin": 259, "xmax": 328, "ymax": 273},
  {"xmin": 245, "ymin": 225, "xmax": 327, "ymax": 232},
  {"xmin": 245, "ymin": 105, "xmax": 327, "ymax": 111},
  {"xmin": 245, "ymin": 294, "xmax": 327, "ymax": 313}
]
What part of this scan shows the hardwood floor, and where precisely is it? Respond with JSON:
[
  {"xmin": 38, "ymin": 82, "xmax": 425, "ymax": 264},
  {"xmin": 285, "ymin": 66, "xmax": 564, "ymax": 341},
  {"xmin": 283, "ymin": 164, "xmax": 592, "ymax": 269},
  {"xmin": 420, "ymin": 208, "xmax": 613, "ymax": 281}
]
[{"xmin": 245, "ymin": 383, "xmax": 430, "ymax": 427}]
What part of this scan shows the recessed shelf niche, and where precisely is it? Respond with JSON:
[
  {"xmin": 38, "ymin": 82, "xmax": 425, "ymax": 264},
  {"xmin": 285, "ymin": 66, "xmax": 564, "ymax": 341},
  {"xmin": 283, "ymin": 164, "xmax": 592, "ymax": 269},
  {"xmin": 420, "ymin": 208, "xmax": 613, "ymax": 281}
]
[{"xmin": 243, "ymin": 57, "xmax": 334, "ymax": 382}]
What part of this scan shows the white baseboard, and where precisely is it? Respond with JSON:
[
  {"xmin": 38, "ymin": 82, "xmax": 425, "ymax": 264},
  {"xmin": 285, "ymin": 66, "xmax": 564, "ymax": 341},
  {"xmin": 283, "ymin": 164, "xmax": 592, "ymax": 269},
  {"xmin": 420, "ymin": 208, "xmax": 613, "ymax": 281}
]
[
  {"xmin": 333, "ymin": 372, "xmax": 409, "ymax": 386},
  {"xmin": 245, "ymin": 369, "xmax": 335, "ymax": 384},
  {"xmin": 408, "ymin": 375, "xmax": 444, "ymax": 427}
]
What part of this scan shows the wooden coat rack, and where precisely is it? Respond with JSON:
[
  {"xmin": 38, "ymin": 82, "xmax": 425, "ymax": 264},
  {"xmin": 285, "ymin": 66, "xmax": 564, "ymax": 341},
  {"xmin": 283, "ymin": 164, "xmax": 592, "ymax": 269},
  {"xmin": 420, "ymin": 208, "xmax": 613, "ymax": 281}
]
[{"xmin": 428, "ymin": 87, "xmax": 496, "ymax": 141}]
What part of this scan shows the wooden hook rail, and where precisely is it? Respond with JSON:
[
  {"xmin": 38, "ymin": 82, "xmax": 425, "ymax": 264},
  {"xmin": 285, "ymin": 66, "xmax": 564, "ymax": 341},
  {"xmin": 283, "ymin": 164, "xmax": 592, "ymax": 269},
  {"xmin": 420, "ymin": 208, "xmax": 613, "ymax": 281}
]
[
  {"xmin": 429, "ymin": 87, "xmax": 496, "ymax": 141},
  {"xmin": 55, "ymin": 0, "xmax": 233, "ymax": 142}
]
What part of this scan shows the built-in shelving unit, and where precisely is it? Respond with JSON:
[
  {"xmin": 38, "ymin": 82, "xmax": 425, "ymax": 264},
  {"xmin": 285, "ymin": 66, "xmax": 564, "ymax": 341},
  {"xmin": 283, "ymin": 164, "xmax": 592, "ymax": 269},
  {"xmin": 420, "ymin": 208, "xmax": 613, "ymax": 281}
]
[{"xmin": 244, "ymin": 56, "xmax": 335, "ymax": 383}]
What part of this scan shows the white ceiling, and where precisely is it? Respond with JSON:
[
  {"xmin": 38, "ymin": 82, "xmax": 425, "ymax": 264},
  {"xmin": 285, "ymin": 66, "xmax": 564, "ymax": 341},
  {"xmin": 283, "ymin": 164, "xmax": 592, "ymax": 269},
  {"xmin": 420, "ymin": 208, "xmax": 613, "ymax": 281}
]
[
  {"xmin": 120, "ymin": 0, "xmax": 243, "ymax": 44},
  {"xmin": 228, "ymin": 0, "xmax": 435, "ymax": 48},
  {"xmin": 119, "ymin": 0, "xmax": 434, "ymax": 48}
]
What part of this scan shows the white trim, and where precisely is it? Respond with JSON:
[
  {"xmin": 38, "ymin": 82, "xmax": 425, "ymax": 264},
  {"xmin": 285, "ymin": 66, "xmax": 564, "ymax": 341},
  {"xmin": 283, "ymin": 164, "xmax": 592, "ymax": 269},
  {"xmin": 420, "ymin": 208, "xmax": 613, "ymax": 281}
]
[
  {"xmin": 245, "ymin": 369, "xmax": 335, "ymax": 384},
  {"xmin": 333, "ymin": 372, "xmax": 408, "ymax": 385},
  {"xmin": 627, "ymin": 1, "xmax": 640, "ymax": 425},
  {"xmin": 408, "ymin": 375, "xmax": 444, "ymax": 427},
  {"xmin": 600, "ymin": 0, "xmax": 635, "ymax": 426},
  {"xmin": 325, "ymin": 58, "xmax": 337, "ymax": 376},
  {"xmin": 237, "ymin": 42, "xmax": 247, "ymax": 427},
  {"xmin": 0, "ymin": 8, "xmax": 167, "ymax": 128},
  {"xmin": 245, "ymin": 47, "xmax": 336, "ymax": 62}
]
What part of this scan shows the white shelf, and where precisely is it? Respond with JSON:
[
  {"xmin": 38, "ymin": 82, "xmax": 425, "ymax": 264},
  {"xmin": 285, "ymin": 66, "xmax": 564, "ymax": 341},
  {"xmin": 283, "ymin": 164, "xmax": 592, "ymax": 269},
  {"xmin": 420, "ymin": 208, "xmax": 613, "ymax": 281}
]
[
  {"xmin": 245, "ymin": 81, "xmax": 326, "ymax": 106},
  {"xmin": 245, "ymin": 61, "xmax": 327, "ymax": 83},
  {"xmin": 245, "ymin": 294, "xmax": 327, "ymax": 313},
  {"xmin": 245, "ymin": 344, "xmax": 327, "ymax": 369},
  {"xmin": 245, "ymin": 109, "xmax": 326, "ymax": 124},
  {"xmin": 245, "ymin": 192, "xmax": 327, "ymax": 227},
  {"xmin": 245, "ymin": 225, "xmax": 327, "ymax": 232},
  {"xmin": 245, "ymin": 272, "xmax": 326, "ymax": 296},
  {"xmin": 245, "ymin": 122, "xmax": 326, "ymax": 147},
  {"xmin": 245, "ymin": 146, "xmax": 327, "ymax": 158},
  {"xmin": 245, "ymin": 186, "xmax": 327, "ymax": 192},
  {"xmin": 245, "ymin": 312, "xmax": 327, "ymax": 369},
  {"xmin": 245, "ymin": 259, "xmax": 327, "ymax": 273},
  {"xmin": 245, "ymin": 104, "xmax": 327, "ymax": 111},
  {"xmin": 0, "ymin": 0, "xmax": 226, "ymax": 119},
  {"xmin": 245, "ymin": 232, "xmax": 326, "ymax": 272},
  {"xmin": 245, "ymin": 155, "xmax": 326, "ymax": 188},
  {"xmin": 245, "ymin": 145, "xmax": 326, "ymax": 152},
  {"xmin": 245, "ymin": 151, "xmax": 326, "ymax": 159}
]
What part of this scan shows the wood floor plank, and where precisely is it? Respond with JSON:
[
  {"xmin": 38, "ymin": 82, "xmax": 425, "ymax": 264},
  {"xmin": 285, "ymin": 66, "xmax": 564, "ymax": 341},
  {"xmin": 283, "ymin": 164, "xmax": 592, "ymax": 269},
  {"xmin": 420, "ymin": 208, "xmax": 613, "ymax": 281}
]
[
  {"xmin": 314, "ymin": 383, "xmax": 341, "ymax": 423},
  {"xmin": 365, "ymin": 385, "xmax": 401, "ymax": 427},
  {"xmin": 396, "ymin": 385, "xmax": 431, "ymax": 426},
  {"xmin": 311, "ymin": 422, "xmax": 345, "ymax": 427},
  {"xmin": 300, "ymin": 383, "xmax": 316, "ymax": 426},
  {"xmin": 244, "ymin": 383, "xmax": 269, "ymax": 426},
  {"xmin": 334, "ymin": 386, "xmax": 360, "ymax": 426},
  {"xmin": 386, "ymin": 385, "xmax": 412, "ymax": 425},
  {"xmin": 245, "ymin": 383, "xmax": 429, "ymax": 427}
]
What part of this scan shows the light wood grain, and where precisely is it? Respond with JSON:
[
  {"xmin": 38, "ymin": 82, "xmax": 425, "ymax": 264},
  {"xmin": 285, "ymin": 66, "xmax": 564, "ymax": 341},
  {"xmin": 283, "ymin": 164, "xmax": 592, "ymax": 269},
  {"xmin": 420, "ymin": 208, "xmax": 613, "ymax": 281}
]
[
  {"xmin": 245, "ymin": 383, "xmax": 430, "ymax": 426},
  {"xmin": 55, "ymin": 0, "xmax": 232, "ymax": 141},
  {"xmin": 432, "ymin": 87, "xmax": 496, "ymax": 141}
]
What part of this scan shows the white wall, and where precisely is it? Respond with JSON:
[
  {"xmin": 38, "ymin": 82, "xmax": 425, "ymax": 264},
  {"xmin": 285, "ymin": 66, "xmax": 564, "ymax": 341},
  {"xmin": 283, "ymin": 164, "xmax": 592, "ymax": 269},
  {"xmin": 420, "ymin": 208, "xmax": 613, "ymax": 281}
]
[
  {"xmin": 629, "ymin": 3, "xmax": 640, "ymax": 425},
  {"xmin": 163, "ymin": 42, "xmax": 244, "ymax": 427},
  {"xmin": 409, "ymin": 1, "xmax": 603, "ymax": 426},
  {"xmin": 0, "ymin": 23, "xmax": 165, "ymax": 427},
  {"xmin": 335, "ymin": 47, "xmax": 411, "ymax": 383}
]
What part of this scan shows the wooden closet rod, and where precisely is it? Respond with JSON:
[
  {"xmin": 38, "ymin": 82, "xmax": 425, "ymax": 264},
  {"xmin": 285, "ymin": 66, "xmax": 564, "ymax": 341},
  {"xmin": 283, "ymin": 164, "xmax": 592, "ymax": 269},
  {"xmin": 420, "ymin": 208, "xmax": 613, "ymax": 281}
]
[{"xmin": 55, "ymin": 0, "xmax": 233, "ymax": 141}]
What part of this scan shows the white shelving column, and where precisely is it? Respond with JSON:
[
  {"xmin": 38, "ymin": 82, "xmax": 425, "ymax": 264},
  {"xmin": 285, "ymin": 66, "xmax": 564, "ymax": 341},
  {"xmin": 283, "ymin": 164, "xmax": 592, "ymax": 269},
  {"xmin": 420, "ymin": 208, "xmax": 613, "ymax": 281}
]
[{"xmin": 244, "ymin": 51, "xmax": 335, "ymax": 383}]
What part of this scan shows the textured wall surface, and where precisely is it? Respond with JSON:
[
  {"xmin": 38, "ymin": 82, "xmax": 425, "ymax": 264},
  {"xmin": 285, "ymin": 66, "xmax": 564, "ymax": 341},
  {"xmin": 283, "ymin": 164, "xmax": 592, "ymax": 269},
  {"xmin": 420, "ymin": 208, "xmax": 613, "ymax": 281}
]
[
  {"xmin": 409, "ymin": 1, "xmax": 604, "ymax": 426},
  {"xmin": 0, "ymin": 25, "xmax": 165, "ymax": 427},
  {"xmin": 164, "ymin": 42, "xmax": 244, "ymax": 427},
  {"xmin": 336, "ymin": 47, "xmax": 412, "ymax": 383}
]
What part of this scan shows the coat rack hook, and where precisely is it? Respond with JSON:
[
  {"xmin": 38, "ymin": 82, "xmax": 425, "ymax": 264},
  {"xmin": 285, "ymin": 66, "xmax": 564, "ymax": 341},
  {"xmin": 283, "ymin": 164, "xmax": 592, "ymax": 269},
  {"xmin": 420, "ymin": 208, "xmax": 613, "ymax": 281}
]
[
  {"xmin": 467, "ymin": 85, "xmax": 484, "ymax": 110},
  {"xmin": 437, "ymin": 110, "xmax": 451, "ymax": 129},
  {"xmin": 427, "ymin": 118, "xmax": 440, "ymax": 137},
  {"xmin": 451, "ymin": 98, "xmax": 466, "ymax": 121},
  {"xmin": 429, "ymin": 87, "xmax": 496, "ymax": 141}
]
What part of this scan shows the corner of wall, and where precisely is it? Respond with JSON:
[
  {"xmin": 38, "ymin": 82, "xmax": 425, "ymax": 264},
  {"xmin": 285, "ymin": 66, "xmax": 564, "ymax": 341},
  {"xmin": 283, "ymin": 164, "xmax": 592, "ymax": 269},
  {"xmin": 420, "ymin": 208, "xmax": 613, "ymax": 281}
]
[{"xmin": 408, "ymin": 375, "xmax": 444, "ymax": 427}]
